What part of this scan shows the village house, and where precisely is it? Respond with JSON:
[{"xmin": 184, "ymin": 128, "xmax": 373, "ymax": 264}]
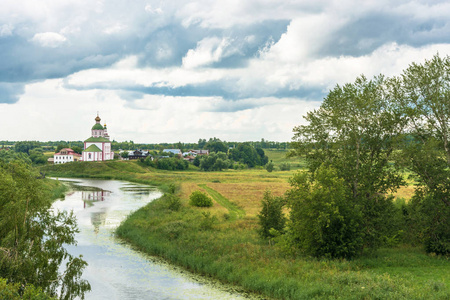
[
  {"xmin": 127, "ymin": 149, "xmax": 151, "ymax": 160},
  {"xmin": 53, "ymin": 148, "xmax": 81, "ymax": 164}
]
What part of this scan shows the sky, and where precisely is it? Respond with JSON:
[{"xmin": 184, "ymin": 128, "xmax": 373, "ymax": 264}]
[{"xmin": 1, "ymin": 1, "xmax": 450, "ymax": 143}]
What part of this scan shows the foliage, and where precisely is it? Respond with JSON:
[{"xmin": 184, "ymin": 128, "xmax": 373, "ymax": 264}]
[
  {"xmin": 0, "ymin": 149, "xmax": 31, "ymax": 164},
  {"xmin": 257, "ymin": 190, "xmax": 285, "ymax": 239},
  {"xmin": 228, "ymin": 143, "xmax": 268, "ymax": 167},
  {"xmin": 290, "ymin": 75, "xmax": 406, "ymax": 255},
  {"xmin": 143, "ymin": 156, "xmax": 189, "ymax": 171},
  {"xmin": 189, "ymin": 190, "xmax": 213, "ymax": 207},
  {"xmin": 199, "ymin": 152, "xmax": 232, "ymax": 171},
  {"xmin": 396, "ymin": 54, "xmax": 450, "ymax": 254},
  {"xmin": 193, "ymin": 155, "xmax": 201, "ymax": 167},
  {"xmin": 71, "ymin": 146, "xmax": 83, "ymax": 154},
  {"xmin": 0, "ymin": 161, "xmax": 90, "ymax": 299},
  {"xmin": 204, "ymin": 138, "xmax": 228, "ymax": 153},
  {"xmin": 0, "ymin": 277, "xmax": 56, "ymax": 299},
  {"xmin": 14, "ymin": 141, "xmax": 42, "ymax": 154},
  {"xmin": 265, "ymin": 161, "xmax": 274, "ymax": 172},
  {"xmin": 279, "ymin": 162, "xmax": 290, "ymax": 171},
  {"xmin": 55, "ymin": 144, "xmax": 69, "ymax": 153},
  {"xmin": 286, "ymin": 166, "xmax": 363, "ymax": 259},
  {"xmin": 165, "ymin": 194, "xmax": 182, "ymax": 211},
  {"xmin": 29, "ymin": 148, "xmax": 48, "ymax": 165},
  {"xmin": 408, "ymin": 189, "xmax": 450, "ymax": 255},
  {"xmin": 198, "ymin": 212, "xmax": 217, "ymax": 231}
]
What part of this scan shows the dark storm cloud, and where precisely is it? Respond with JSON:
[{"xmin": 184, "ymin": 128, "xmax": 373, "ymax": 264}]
[
  {"xmin": 320, "ymin": 12, "xmax": 450, "ymax": 57},
  {"xmin": 0, "ymin": 13, "xmax": 288, "ymax": 103},
  {"xmin": 2, "ymin": 0, "xmax": 450, "ymax": 105},
  {"xmin": 0, "ymin": 82, "xmax": 25, "ymax": 103}
]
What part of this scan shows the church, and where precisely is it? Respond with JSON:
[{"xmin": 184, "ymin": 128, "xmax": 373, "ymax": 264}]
[{"xmin": 81, "ymin": 114, "xmax": 114, "ymax": 161}]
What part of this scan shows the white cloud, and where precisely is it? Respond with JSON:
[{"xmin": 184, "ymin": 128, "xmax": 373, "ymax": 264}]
[
  {"xmin": 182, "ymin": 37, "xmax": 236, "ymax": 68},
  {"xmin": 31, "ymin": 32, "xmax": 67, "ymax": 48},
  {"xmin": 145, "ymin": 4, "xmax": 163, "ymax": 14},
  {"xmin": 261, "ymin": 15, "xmax": 349, "ymax": 62}
]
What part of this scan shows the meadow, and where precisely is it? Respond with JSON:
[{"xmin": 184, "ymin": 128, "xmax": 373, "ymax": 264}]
[{"xmin": 41, "ymin": 151, "xmax": 450, "ymax": 299}]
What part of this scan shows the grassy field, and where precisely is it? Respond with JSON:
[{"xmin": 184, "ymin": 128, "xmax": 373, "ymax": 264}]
[{"xmin": 41, "ymin": 156, "xmax": 450, "ymax": 299}]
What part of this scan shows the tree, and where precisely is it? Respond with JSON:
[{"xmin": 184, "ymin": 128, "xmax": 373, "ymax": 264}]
[
  {"xmin": 198, "ymin": 138, "xmax": 207, "ymax": 149},
  {"xmin": 257, "ymin": 190, "xmax": 285, "ymax": 239},
  {"xmin": 55, "ymin": 144, "xmax": 69, "ymax": 153},
  {"xmin": 286, "ymin": 166, "xmax": 363, "ymax": 259},
  {"xmin": 265, "ymin": 161, "xmax": 274, "ymax": 172},
  {"xmin": 71, "ymin": 146, "xmax": 83, "ymax": 154},
  {"xmin": 199, "ymin": 152, "xmax": 231, "ymax": 171},
  {"xmin": 0, "ymin": 161, "xmax": 90, "ymax": 299},
  {"xmin": 290, "ymin": 75, "xmax": 405, "ymax": 254},
  {"xmin": 398, "ymin": 54, "xmax": 450, "ymax": 254},
  {"xmin": 0, "ymin": 149, "xmax": 31, "ymax": 164},
  {"xmin": 29, "ymin": 148, "xmax": 47, "ymax": 165},
  {"xmin": 14, "ymin": 141, "xmax": 42, "ymax": 154},
  {"xmin": 228, "ymin": 143, "xmax": 268, "ymax": 167},
  {"xmin": 204, "ymin": 138, "xmax": 228, "ymax": 153}
]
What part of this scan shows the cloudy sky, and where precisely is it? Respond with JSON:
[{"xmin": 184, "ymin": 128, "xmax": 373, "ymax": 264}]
[{"xmin": 1, "ymin": 0, "xmax": 450, "ymax": 143}]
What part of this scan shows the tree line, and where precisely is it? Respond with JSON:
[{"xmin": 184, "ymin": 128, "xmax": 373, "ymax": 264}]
[{"xmin": 259, "ymin": 54, "xmax": 450, "ymax": 258}]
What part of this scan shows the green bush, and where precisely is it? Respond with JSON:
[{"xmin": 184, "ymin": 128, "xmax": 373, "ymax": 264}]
[
  {"xmin": 265, "ymin": 161, "xmax": 274, "ymax": 172},
  {"xmin": 257, "ymin": 190, "xmax": 285, "ymax": 239},
  {"xmin": 166, "ymin": 194, "xmax": 182, "ymax": 211},
  {"xmin": 410, "ymin": 190, "xmax": 450, "ymax": 255},
  {"xmin": 199, "ymin": 212, "xmax": 217, "ymax": 230},
  {"xmin": 279, "ymin": 162, "xmax": 291, "ymax": 171},
  {"xmin": 189, "ymin": 190, "xmax": 213, "ymax": 207},
  {"xmin": 286, "ymin": 166, "xmax": 363, "ymax": 259}
]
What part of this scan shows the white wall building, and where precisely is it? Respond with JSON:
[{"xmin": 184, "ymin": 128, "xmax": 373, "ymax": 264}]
[
  {"xmin": 53, "ymin": 148, "xmax": 81, "ymax": 164},
  {"xmin": 82, "ymin": 114, "xmax": 114, "ymax": 161}
]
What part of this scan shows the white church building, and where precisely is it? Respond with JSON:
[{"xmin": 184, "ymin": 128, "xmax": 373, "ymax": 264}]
[{"xmin": 82, "ymin": 114, "xmax": 114, "ymax": 161}]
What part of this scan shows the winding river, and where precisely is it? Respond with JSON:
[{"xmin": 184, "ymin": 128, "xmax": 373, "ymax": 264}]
[{"xmin": 51, "ymin": 178, "xmax": 250, "ymax": 300}]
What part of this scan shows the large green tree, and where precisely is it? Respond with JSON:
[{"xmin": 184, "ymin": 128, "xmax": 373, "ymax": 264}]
[
  {"xmin": 289, "ymin": 75, "xmax": 405, "ymax": 256},
  {"xmin": 0, "ymin": 161, "xmax": 90, "ymax": 299},
  {"xmin": 398, "ymin": 54, "xmax": 450, "ymax": 254}
]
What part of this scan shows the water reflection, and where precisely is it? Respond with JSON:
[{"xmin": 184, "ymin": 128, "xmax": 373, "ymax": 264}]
[{"xmin": 52, "ymin": 178, "xmax": 250, "ymax": 300}]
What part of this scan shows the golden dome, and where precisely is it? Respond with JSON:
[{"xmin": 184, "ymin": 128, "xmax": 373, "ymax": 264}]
[{"xmin": 95, "ymin": 115, "xmax": 101, "ymax": 122}]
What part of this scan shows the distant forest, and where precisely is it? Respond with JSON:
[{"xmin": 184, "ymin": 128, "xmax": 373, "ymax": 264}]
[{"xmin": 0, "ymin": 138, "xmax": 289, "ymax": 152}]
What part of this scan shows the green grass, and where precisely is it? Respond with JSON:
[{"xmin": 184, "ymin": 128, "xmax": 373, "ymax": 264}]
[
  {"xmin": 199, "ymin": 184, "xmax": 245, "ymax": 220},
  {"xmin": 265, "ymin": 149, "xmax": 307, "ymax": 170}
]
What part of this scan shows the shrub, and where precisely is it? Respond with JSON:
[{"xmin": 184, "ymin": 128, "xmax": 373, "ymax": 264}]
[
  {"xmin": 199, "ymin": 212, "xmax": 217, "ymax": 230},
  {"xmin": 279, "ymin": 162, "xmax": 291, "ymax": 171},
  {"xmin": 166, "ymin": 194, "xmax": 182, "ymax": 211},
  {"xmin": 286, "ymin": 166, "xmax": 363, "ymax": 259},
  {"xmin": 410, "ymin": 190, "xmax": 450, "ymax": 255},
  {"xmin": 189, "ymin": 190, "xmax": 213, "ymax": 207},
  {"xmin": 265, "ymin": 161, "xmax": 274, "ymax": 172},
  {"xmin": 257, "ymin": 190, "xmax": 285, "ymax": 239}
]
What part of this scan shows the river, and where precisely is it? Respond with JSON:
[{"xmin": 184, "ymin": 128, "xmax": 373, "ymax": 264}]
[{"xmin": 51, "ymin": 178, "xmax": 251, "ymax": 300}]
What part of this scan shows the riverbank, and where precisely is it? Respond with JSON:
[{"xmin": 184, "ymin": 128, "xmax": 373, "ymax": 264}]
[{"xmin": 42, "ymin": 160, "xmax": 450, "ymax": 299}]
